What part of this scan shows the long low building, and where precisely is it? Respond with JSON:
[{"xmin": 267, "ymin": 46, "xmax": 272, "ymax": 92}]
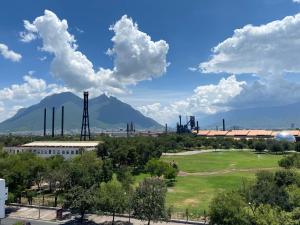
[
  {"xmin": 194, "ymin": 130, "xmax": 300, "ymax": 141},
  {"xmin": 4, "ymin": 141, "xmax": 101, "ymax": 159}
]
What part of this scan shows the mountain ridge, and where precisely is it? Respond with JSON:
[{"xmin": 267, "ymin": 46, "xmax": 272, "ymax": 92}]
[
  {"xmin": 0, "ymin": 92, "xmax": 162, "ymax": 133},
  {"xmin": 200, "ymin": 101, "xmax": 300, "ymax": 130}
]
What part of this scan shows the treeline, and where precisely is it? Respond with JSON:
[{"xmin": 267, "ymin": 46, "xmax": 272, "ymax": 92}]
[
  {"xmin": 2, "ymin": 133, "xmax": 300, "ymax": 154},
  {"xmin": 209, "ymin": 154, "xmax": 300, "ymax": 225}
]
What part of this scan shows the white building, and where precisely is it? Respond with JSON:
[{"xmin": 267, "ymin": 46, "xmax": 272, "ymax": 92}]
[
  {"xmin": 4, "ymin": 141, "xmax": 101, "ymax": 159},
  {"xmin": 0, "ymin": 179, "xmax": 8, "ymax": 219}
]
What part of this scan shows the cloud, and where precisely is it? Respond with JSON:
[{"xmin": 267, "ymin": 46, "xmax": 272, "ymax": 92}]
[
  {"xmin": 0, "ymin": 43, "xmax": 22, "ymax": 62},
  {"xmin": 293, "ymin": 0, "xmax": 300, "ymax": 3},
  {"xmin": 200, "ymin": 13, "xmax": 300, "ymax": 76},
  {"xmin": 39, "ymin": 56, "xmax": 47, "ymax": 61},
  {"xmin": 107, "ymin": 15, "xmax": 169, "ymax": 85},
  {"xmin": 198, "ymin": 13, "xmax": 300, "ymax": 112},
  {"xmin": 75, "ymin": 27, "xmax": 84, "ymax": 33},
  {"xmin": 188, "ymin": 67, "xmax": 197, "ymax": 72},
  {"xmin": 139, "ymin": 75, "xmax": 245, "ymax": 124},
  {"xmin": 20, "ymin": 10, "xmax": 169, "ymax": 95},
  {"xmin": 0, "ymin": 75, "xmax": 68, "ymax": 102},
  {"xmin": 0, "ymin": 73, "xmax": 69, "ymax": 122}
]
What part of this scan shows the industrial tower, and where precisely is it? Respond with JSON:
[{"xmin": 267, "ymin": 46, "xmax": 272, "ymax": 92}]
[{"xmin": 80, "ymin": 92, "xmax": 91, "ymax": 141}]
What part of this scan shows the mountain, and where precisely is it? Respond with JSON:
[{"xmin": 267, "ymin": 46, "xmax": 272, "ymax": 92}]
[
  {"xmin": 200, "ymin": 102, "xmax": 300, "ymax": 130},
  {"xmin": 0, "ymin": 92, "xmax": 162, "ymax": 133}
]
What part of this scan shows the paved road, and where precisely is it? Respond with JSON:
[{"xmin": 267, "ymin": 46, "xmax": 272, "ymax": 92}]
[{"xmin": 0, "ymin": 217, "xmax": 59, "ymax": 225}]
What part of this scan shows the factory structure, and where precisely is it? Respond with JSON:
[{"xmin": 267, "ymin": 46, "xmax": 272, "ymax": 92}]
[{"xmin": 193, "ymin": 129, "xmax": 300, "ymax": 141}]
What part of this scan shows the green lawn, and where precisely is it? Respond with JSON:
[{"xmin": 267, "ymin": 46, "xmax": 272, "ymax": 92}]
[
  {"xmin": 166, "ymin": 172, "xmax": 255, "ymax": 217},
  {"xmin": 134, "ymin": 151, "xmax": 284, "ymax": 218},
  {"xmin": 162, "ymin": 151, "xmax": 284, "ymax": 218},
  {"xmin": 162, "ymin": 151, "xmax": 283, "ymax": 173}
]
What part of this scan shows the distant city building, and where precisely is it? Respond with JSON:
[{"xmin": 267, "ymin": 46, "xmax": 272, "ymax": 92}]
[{"xmin": 4, "ymin": 141, "xmax": 101, "ymax": 159}]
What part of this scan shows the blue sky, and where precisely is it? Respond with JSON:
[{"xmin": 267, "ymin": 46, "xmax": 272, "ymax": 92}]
[{"xmin": 1, "ymin": 0, "xmax": 300, "ymax": 124}]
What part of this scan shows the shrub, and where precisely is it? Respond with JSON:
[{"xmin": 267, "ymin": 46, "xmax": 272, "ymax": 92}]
[{"xmin": 254, "ymin": 141, "xmax": 267, "ymax": 152}]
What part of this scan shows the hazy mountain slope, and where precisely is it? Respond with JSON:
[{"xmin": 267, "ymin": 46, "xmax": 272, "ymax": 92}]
[
  {"xmin": 0, "ymin": 92, "xmax": 162, "ymax": 132},
  {"xmin": 200, "ymin": 102, "xmax": 300, "ymax": 129}
]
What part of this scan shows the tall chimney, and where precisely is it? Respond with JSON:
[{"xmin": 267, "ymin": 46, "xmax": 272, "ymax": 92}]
[
  {"xmin": 61, "ymin": 106, "xmax": 64, "ymax": 136},
  {"xmin": 222, "ymin": 119, "xmax": 226, "ymax": 131},
  {"xmin": 52, "ymin": 107, "xmax": 55, "ymax": 137},
  {"xmin": 43, "ymin": 108, "xmax": 46, "ymax": 136},
  {"xmin": 196, "ymin": 121, "xmax": 199, "ymax": 133},
  {"xmin": 179, "ymin": 115, "xmax": 182, "ymax": 126},
  {"xmin": 165, "ymin": 123, "xmax": 168, "ymax": 134}
]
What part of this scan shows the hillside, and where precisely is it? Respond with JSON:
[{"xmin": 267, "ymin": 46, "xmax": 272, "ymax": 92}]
[
  {"xmin": 200, "ymin": 102, "xmax": 300, "ymax": 129},
  {"xmin": 0, "ymin": 92, "xmax": 162, "ymax": 133}
]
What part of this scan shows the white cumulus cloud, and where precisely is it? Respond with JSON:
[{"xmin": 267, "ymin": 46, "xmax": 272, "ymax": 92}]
[
  {"xmin": 0, "ymin": 74, "xmax": 69, "ymax": 122},
  {"xmin": 107, "ymin": 15, "xmax": 169, "ymax": 85},
  {"xmin": 139, "ymin": 75, "xmax": 245, "ymax": 124},
  {"xmin": 20, "ymin": 10, "xmax": 169, "ymax": 95},
  {"xmin": 0, "ymin": 43, "xmax": 22, "ymax": 62},
  {"xmin": 201, "ymin": 13, "xmax": 300, "ymax": 76},
  {"xmin": 199, "ymin": 13, "xmax": 300, "ymax": 111}
]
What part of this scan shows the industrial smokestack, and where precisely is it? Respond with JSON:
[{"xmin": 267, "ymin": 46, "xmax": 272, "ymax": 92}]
[
  {"xmin": 165, "ymin": 123, "xmax": 168, "ymax": 134},
  {"xmin": 130, "ymin": 122, "xmax": 133, "ymax": 132},
  {"xmin": 61, "ymin": 106, "xmax": 64, "ymax": 136},
  {"xmin": 52, "ymin": 107, "xmax": 55, "ymax": 137},
  {"xmin": 179, "ymin": 115, "xmax": 182, "ymax": 126},
  {"xmin": 196, "ymin": 121, "xmax": 199, "ymax": 133},
  {"xmin": 43, "ymin": 108, "xmax": 46, "ymax": 136},
  {"xmin": 222, "ymin": 119, "xmax": 226, "ymax": 131}
]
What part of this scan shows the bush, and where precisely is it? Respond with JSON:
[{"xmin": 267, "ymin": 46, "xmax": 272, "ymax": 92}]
[
  {"xmin": 145, "ymin": 159, "xmax": 178, "ymax": 180},
  {"xmin": 254, "ymin": 141, "xmax": 267, "ymax": 152},
  {"xmin": 295, "ymin": 142, "xmax": 300, "ymax": 152},
  {"xmin": 209, "ymin": 191, "xmax": 251, "ymax": 225},
  {"xmin": 270, "ymin": 142, "xmax": 284, "ymax": 154},
  {"xmin": 278, "ymin": 154, "xmax": 300, "ymax": 169}
]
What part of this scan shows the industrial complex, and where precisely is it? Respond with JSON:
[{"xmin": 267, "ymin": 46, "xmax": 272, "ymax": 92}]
[{"xmin": 194, "ymin": 129, "xmax": 300, "ymax": 141}]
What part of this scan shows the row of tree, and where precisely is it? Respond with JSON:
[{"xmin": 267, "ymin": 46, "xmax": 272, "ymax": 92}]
[
  {"xmin": 65, "ymin": 176, "xmax": 168, "ymax": 225},
  {"xmin": 2, "ymin": 133, "xmax": 300, "ymax": 154}
]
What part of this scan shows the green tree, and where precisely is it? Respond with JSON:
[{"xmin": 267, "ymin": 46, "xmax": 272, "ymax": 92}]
[
  {"xmin": 64, "ymin": 186, "xmax": 96, "ymax": 223},
  {"xmin": 133, "ymin": 178, "xmax": 167, "ymax": 225},
  {"xmin": 98, "ymin": 175, "xmax": 127, "ymax": 224},
  {"xmin": 295, "ymin": 142, "xmax": 300, "ymax": 152},
  {"xmin": 270, "ymin": 142, "xmax": 284, "ymax": 154},
  {"xmin": 254, "ymin": 141, "xmax": 267, "ymax": 153},
  {"xmin": 252, "ymin": 204, "xmax": 293, "ymax": 225},
  {"xmin": 278, "ymin": 154, "xmax": 300, "ymax": 169},
  {"xmin": 209, "ymin": 191, "xmax": 251, "ymax": 225}
]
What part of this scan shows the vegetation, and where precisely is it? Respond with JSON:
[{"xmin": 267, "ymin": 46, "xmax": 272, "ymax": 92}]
[
  {"xmin": 209, "ymin": 169, "xmax": 300, "ymax": 225},
  {"xmin": 162, "ymin": 151, "xmax": 282, "ymax": 173},
  {"xmin": 133, "ymin": 178, "xmax": 167, "ymax": 225},
  {"xmin": 0, "ymin": 134, "xmax": 299, "ymax": 223}
]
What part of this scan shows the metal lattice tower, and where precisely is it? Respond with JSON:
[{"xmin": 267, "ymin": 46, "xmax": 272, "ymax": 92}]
[{"xmin": 80, "ymin": 92, "xmax": 91, "ymax": 141}]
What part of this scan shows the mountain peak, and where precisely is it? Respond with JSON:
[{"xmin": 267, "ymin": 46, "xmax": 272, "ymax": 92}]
[{"xmin": 0, "ymin": 92, "xmax": 161, "ymax": 133}]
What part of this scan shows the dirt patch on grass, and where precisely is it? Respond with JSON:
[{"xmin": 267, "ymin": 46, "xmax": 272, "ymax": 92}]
[
  {"xmin": 183, "ymin": 198, "xmax": 199, "ymax": 206},
  {"xmin": 178, "ymin": 167, "xmax": 277, "ymax": 177}
]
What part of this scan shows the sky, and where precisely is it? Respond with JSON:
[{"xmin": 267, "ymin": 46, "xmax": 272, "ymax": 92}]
[{"xmin": 1, "ymin": 0, "xmax": 300, "ymax": 125}]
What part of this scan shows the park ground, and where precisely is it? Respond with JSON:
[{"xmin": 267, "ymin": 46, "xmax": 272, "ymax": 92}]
[{"xmin": 159, "ymin": 150, "xmax": 284, "ymax": 219}]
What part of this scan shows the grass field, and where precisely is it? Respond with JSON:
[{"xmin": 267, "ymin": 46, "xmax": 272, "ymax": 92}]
[
  {"xmin": 159, "ymin": 151, "xmax": 284, "ymax": 218},
  {"xmin": 162, "ymin": 151, "xmax": 283, "ymax": 173}
]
